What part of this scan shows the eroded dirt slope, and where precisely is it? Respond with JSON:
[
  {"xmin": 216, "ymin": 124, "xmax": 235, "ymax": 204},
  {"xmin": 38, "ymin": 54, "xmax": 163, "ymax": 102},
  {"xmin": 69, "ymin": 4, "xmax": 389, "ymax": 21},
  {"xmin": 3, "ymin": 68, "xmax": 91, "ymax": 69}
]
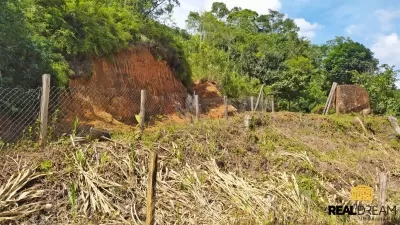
[{"xmin": 60, "ymin": 47, "xmax": 188, "ymax": 128}]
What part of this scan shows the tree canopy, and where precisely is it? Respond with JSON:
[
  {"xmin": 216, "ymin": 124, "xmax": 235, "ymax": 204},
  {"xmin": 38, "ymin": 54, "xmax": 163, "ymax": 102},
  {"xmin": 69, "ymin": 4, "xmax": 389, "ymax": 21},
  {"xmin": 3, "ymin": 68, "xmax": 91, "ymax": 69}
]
[{"xmin": 323, "ymin": 37, "xmax": 378, "ymax": 84}]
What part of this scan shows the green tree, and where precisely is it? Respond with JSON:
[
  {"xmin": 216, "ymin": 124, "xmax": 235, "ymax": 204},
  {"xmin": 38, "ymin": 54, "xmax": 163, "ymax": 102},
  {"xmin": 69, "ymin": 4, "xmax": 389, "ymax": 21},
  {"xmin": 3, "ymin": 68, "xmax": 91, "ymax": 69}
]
[
  {"xmin": 323, "ymin": 37, "xmax": 378, "ymax": 85},
  {"xmin": 211, "ymin": 2, "xmax": 229, "ymax": 19},
  {"xmin": 0, "ymin": 0, "xmax": 55, "ymax": 88},
  {"xmin": 352, "ymin": 64, "xmax": 400, "ymax": 115},
  {"xmin": 273, "ymin": 56, "xmax": 313, "ymax": 110}
]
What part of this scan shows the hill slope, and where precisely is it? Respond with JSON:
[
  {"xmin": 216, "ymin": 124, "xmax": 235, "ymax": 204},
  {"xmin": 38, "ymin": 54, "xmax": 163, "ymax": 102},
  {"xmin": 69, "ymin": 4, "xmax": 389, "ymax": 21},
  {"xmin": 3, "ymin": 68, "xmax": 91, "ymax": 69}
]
[{"xmin": 1, "ymin": 112, "xmax": 400, "ymax": 224}]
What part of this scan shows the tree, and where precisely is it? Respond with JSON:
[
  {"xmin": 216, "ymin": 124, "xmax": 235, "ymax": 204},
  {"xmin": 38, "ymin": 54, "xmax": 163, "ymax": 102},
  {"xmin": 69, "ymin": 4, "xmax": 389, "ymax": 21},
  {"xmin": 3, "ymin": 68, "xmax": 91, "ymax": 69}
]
[
  {"xmin": 256, "ymin": 10, "xmax": 298, "ymax": 35},
  {"xmin": 272, "ymin": 56, "xmax": 313, "ymax": 110},
  {"xmin": 211, "ymin": 2, "xmax": 229, "ymax": 19},
  {"xmin": 323, "ymin": 37, "xmax": 378, "ymax": 85},
  {"xmin": 227, "ymin": 9, "xmax": 259, "ymax": 33},
  {"xmin": 183, "ymin": 3, "xmax": 310, "ymax": 98},
  {"xmin": 117, "ymin": 0, "xmax": 180, "ymax": 19},
  {"xmin": 352, "ymin": 64, "xmax": 400, "ymax": 115},
  {"xmin": 0, "ymin": 0, "xmax": 54, "ymax": 88}
]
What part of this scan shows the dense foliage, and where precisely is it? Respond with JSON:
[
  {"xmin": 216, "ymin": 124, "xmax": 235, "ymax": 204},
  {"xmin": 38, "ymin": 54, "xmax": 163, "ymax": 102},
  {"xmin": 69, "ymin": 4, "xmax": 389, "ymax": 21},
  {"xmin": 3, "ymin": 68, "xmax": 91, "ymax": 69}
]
[
  {"xmin": 1, "ymin": 1, "xmax": 399, "ymax": 115},
  {"xmin": 1, "ymin": 0, "xmax": 189, "ymax": 88},
  {"xmin": 182, "ymin": 2, "xmax": 400, "ymax": 114}
]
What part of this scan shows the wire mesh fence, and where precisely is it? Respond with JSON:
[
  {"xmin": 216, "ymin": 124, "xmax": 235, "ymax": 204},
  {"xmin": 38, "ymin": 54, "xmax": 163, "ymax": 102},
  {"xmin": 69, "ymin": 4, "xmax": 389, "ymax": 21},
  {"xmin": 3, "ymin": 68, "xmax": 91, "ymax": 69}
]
[
  {"xmin": 0, "ymin": 87, "xmax": 42, "ymax": 143},
  {"xmin": 0, "ymin": 83, "xmax": 275, "ymax": 145},
  {"xmin": 47, "ymin": 87, "xmax": 143, "ymax": 139}
]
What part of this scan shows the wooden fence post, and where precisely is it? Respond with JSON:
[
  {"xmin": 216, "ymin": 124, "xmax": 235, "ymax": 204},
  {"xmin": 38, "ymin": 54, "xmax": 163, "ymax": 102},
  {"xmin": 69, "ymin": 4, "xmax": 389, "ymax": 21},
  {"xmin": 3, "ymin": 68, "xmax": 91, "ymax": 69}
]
[
  {"xmin": 323, "ymin": 82, "xmax": 338, "ymax": 115},
  {"xmin": 146, "ymin": 151, "xmax": 158, "ymax": 225},
  {"xmin": 379, "ymin": 172, "xmax": 388, "ymax": 208},
  {"xmin": 254, "ymin": 84, "xmax": 265, "ymax": 111},
  {"xmin": 39, "ymin": 74, "xmax": 50, "ymax": 148},
  {"xmin": 388, "ymin": 115, "xmax": 400, "ymax": 135},
  {"xmin": 261, "ymin": 91, "xmax": 264, "ymax": 112},
  {"xmin": 271, "ymin": 95, "xmax": 275, "ymax": 113},
  {"xmin": 195, "ymin": 95, "xmax": 199, "ymax": 120},
  {"xmin": 250, "ymin": 96, "xmax": 254, "ymax": 112},
  {"xmin": 140, "ymin": 90, "xmax": 146, "ymax": 131},
  {"xmin": 224, "ymin": 96, "xmax": 228, "ymax": 119}
]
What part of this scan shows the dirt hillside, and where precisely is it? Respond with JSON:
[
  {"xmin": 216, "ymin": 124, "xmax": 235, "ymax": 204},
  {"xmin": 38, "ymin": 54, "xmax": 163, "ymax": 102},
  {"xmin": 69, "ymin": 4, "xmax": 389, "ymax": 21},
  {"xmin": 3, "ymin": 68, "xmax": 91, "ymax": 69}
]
[
  {"xmin": 193, "ymin": 80, "xmax": 237, "ymax": 118},
  {"xmin": 59, "ymin": 47, "xmax": 188, "ymax": 128}
]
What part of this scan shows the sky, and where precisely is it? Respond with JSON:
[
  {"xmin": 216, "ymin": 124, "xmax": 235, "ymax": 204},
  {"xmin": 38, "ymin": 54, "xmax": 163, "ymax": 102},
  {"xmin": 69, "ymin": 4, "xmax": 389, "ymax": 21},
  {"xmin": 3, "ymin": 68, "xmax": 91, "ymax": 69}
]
[{"xmin": 169, "ymin": 0, "xmax": 400, "ymax": 73}]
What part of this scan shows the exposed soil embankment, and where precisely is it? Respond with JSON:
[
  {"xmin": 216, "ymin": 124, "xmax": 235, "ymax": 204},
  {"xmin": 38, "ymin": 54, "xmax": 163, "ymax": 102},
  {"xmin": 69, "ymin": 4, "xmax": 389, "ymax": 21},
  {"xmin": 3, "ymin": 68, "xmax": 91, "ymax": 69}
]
[
  {"xmin": 61, "ymin": 47, "xmax": 188, "ymax": 127},
  {"xmin": 193, "ymin": 81, "xmax": 237, "ymax": 118}
]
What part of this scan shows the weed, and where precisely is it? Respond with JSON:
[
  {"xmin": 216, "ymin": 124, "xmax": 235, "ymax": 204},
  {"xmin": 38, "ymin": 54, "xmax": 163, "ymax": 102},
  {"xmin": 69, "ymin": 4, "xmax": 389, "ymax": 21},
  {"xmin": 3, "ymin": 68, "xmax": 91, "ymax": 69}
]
[
  {"xmin": 72, "ymin": 116, "xmax": 79, "ymax": 138},
  {"xmin": 68, "ymin": 182, "xmax": 77, "ymax": 218},
  {"xmin": 76, "ymin": 149, "xmax": 86, "ymax": 166},
  {"xmin": 48, "ymin": 109, "xmax": 60, "ymax": 141},
  {"xmin": 100, "ymin": 152, "xmax": 108, "ymax": 165},
  {"xmin": 39, "ymin": 160, "xmax": 53, "ymax": 172}
]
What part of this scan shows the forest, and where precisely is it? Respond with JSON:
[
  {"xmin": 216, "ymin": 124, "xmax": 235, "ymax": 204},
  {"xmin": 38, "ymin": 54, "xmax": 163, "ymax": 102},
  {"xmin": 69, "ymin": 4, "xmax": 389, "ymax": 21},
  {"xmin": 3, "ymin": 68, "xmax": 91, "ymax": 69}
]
[{"xmin": 1, "ymin": 0, "xmax": 400, "ymax": 115}]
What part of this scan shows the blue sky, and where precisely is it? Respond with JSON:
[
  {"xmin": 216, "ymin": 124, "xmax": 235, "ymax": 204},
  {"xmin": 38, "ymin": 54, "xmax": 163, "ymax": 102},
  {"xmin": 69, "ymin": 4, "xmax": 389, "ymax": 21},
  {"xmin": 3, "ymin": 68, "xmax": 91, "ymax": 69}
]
[{"xmin": 169, "ymin": 0, "xmax": 400, "ymax": 71}]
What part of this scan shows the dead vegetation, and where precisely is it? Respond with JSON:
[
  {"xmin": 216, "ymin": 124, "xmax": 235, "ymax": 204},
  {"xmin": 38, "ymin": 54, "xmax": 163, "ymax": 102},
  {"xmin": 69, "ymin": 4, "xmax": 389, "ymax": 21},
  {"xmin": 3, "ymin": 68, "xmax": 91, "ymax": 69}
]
[{"xmin": 1, "ymin": 112, "xmax": 400, "ymax": 224}]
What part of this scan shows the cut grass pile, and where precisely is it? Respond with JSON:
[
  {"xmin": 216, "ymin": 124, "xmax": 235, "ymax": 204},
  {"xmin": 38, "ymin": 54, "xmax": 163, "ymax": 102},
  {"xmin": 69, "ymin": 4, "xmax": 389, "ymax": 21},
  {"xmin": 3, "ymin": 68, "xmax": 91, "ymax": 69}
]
[{"xmin": 1, "ymin": 112, "xmax": 400, "ymax": 224}]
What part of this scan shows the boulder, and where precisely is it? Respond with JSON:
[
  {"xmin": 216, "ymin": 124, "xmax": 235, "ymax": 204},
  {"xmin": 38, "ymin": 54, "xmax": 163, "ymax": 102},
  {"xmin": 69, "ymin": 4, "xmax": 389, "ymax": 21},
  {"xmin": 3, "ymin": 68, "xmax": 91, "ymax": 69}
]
[{"xmin": 335, "ymin": 85, "xmax": 370, "ymax": 113}]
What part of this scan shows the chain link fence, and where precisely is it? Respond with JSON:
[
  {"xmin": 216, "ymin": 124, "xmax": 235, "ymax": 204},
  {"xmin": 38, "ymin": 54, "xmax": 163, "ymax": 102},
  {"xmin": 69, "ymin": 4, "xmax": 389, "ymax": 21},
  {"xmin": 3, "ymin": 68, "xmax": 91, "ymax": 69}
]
[{"xmin": 0, "ymin": 84, "xmax": 275, "ymax": 144}]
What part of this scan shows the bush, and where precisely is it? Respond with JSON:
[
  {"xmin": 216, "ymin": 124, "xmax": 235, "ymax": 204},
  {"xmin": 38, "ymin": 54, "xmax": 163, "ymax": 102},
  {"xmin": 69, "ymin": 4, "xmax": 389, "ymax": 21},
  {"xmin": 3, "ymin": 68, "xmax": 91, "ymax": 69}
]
[{"xmin": 311, "ymin": 104, "xmax": 325, "ymax": 114}]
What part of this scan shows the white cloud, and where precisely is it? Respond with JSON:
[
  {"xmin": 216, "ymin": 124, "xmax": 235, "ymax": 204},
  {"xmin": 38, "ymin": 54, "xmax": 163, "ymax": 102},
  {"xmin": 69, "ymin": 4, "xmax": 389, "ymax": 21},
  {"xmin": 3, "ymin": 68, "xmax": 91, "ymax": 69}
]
[
  {"xmin": 371, "ymin": 33, "xmax": 400, "ymax": 67},
  {"xmin": 375, "ymin": 9, "xmax": 400, "ymax": 32},
  {"xmin": 204, "ymin": 0, "xmax": 281, "ymax": 15},
  {"xmin": 345, "ymin": 24, "xmax": 362, "ymax": 35},
  {"xmin": 171, "ymin": 0, "xmax": 199, "ymax": 29},
  {"xmin": 294, "ymin": 18, "xmax": 322, "ymax": 39}
]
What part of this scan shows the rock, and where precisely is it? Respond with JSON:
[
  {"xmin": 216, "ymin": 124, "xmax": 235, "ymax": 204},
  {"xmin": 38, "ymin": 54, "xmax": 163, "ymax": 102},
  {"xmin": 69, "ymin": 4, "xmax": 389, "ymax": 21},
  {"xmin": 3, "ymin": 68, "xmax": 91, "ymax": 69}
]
[
  {"xmin": 89, "ymin": 127, "xmax": 111, "ymax": 141},
  {"xmin": 335, "ymin": 85, "xmax": 370, "ymax": 114},
  {"xmin": 360, "ymin": 108, "xmax": 371, "ymax": 116}
]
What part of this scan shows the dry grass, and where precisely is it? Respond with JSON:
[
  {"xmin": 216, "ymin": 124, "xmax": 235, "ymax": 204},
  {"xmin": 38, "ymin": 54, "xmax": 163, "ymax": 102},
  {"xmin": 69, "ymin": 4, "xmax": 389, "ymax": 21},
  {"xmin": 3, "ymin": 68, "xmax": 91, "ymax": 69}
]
[
  {"xmin": 1, "ymin": 112, "xmax": 400, "ymax": 224},
  {"xmin": 0, "ymin": 167, "xmax": 50, "ymax": 222}
]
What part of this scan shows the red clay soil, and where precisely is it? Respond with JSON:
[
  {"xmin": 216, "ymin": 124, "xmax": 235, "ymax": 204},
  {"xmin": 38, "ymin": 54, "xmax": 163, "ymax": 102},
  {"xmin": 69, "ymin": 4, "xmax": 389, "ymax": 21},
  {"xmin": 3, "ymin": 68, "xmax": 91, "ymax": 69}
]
[
  {"xmin": 152, "ymin": 81, "xmax": 237, "ymax": 127},
  {"xmin": 60, "ymin": 47, "xmax": 187, "ymax": 129},
  {"xmin": 193, "ymin": 80, "xmax": 237, "ymax": 119},
  {"xmin": 58, "ymin": 49, "xmax": 236, "ymax": 130},
  {"xmin": 193, "ymin": 80, "xmax": 222, "ymax": 99}
]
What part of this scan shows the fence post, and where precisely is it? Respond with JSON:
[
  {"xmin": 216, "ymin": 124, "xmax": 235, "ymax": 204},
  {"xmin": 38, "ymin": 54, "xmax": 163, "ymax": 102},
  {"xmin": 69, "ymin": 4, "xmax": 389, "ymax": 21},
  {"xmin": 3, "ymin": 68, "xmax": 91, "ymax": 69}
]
[
  {"xmin": 224, "ymin": 96, "xmax": 228, "ymax": 119},
  {"xmin": 195, "ymin": 95, "xmax": 199, "ymax": 120},
  {"xmin": 379, "ymin": 172, "xmax": 388, "ymax": 208},
  {"xmin": 140, "ymin": 90, "xmax": 146, "ymax": 131},
  {"xmin": 323, "ymin": 82, "xmax": 338, "ymax": 115},
  {"xmin": 39, "ymin": 74, "xmax": 50, "ymax": 148},
  {"xmin": 146, "ymin": 151, "xmax": 158, "ymax": 225},
  {"xmin": 271, "ymin": 95, "xmax": 275, "ymax": 113},
  {"xmin": 261, "ymin": 91, "xmax": 264, "ymax": 112},
  {"xmin": 250, "ymin": 96, "xmax": 254, "ymax": 112}
]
